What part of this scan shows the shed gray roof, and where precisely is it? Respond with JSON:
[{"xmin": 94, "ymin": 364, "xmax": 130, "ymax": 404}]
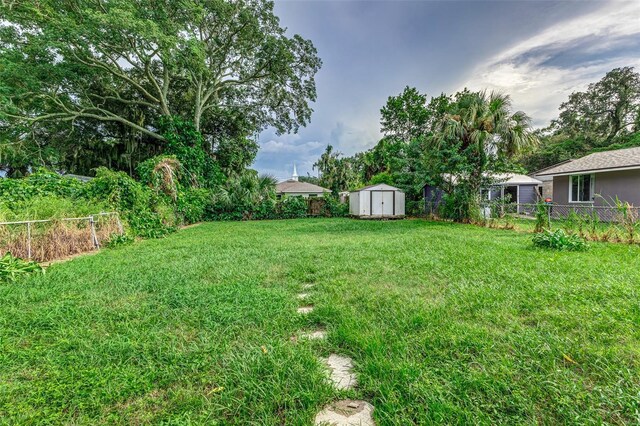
[
  {"xmin": 355, "ymin": 183, "xmax": 401, "ymax": 192},
  {"xmin": 536, "ymin": 147, "xmax": 640, "ymax": 176},
  {"xmin": 275, "ymin": 180, "xmax": 330, "ymax": 194}
]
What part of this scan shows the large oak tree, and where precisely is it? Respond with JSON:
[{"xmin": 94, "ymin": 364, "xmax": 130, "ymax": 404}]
[{"xmin": 0, "ymin": 0, "xmax": 321, "ymax": 173}]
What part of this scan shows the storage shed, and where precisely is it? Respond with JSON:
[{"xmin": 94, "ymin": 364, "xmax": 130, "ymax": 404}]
[{"xmin": 349, "ymin": 184, "xmax": 405, "ymax": 218}]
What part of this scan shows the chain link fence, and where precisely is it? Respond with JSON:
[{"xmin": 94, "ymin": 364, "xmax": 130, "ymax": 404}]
[
  {"xmin": 0, "ymin": 212, "xmax": 123, "ymax": 262},
  {"xmin": 478, "ymin": 202, "xmax": 640, "ymax": 224}
]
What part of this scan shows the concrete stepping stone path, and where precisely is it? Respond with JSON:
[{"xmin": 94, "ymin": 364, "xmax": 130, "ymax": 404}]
[
  {"xmin": 323, "ymin": 354, "xmax": 357, "ymax": 390},
  {"xmin": 300, "ymin": 330, "xmax": 327, "ymax": 340},
  {"xmin": 297, "ymin": 305, "xmax": 314, "ymax": 314},
  {"xmin": 302, "ymin": 283, "xmax": 316, "ymax": 290},
  {"xmin": 314, "ymin": 400, "xmax": 375, "ymax": 426},
  {"xmin": 297, "ymin": 293, "xmax": 310, "ymax": 299}
]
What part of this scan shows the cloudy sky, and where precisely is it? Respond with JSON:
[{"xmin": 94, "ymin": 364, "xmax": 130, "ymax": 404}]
[{"xmin": 254, "ymin": 0, "xmax": 640, "ymax": 180}]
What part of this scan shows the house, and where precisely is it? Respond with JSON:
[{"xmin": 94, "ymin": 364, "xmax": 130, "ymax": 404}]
[
  {"xmin": 423, "ymin": 173, "xmax": 542, "ymax": 213},
  {"xmin": 531, "ymin": 160, "xmax": 573, "ymax": 200},
  {"xmin": 275, "ymin": 165, "xmax": 330, "ymax": 199},
  {"xmin": 349, "ymin": 183, "xmax": 405, "ymax": 218},
  {"xmin": 535, "ymin": 147, "xmax": 640, "ymax": 206}
]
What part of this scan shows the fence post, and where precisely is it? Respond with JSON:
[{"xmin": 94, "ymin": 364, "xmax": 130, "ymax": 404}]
[
  {"xmin": 26, "ymin": 221, "xmax": 32, "ymax": 260},
  {"xmin": 89, "ymin": 216, "xmax": 100, "ymax": 249},
  {"xmin": 547, "ymin": 204, "xmax": 552, "ymax": 229},
  {"xmin": 115, "ymin": 213, "xmax": 124, "ymax": 235}
]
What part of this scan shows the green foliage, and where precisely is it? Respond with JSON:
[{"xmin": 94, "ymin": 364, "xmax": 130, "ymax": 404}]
[
  {"xmin": 278, "ymin": 196, "xmax": 308, "ymax": 219},
  {"xmin": 105, "ymin": 233, "xmax": 134, "ymax": 248},
  {"xmin": 368, "ymin": 171, "xmax": 394, "ymax": 185},
  {"xmin": 159, "ymin": 117, "xmax": 224, "ymax": 188},
  {"xmin": 85, "ymin": 168, "xmax": 151, "ymax": 212},
  {"xmin": 0, "ymin": 252, "xmax": 43, "ymax": 283},
  {"xmin": 320, "ymin": 195, "xmax": 349, "ymax": 217},
  {"xmin": 313, "ymin": 145, "xmax": 361, "ymax": 194},
  {"xmin": 0, "ymin": 0, "xmax": 321, "ymax": 176},
  {"xmin": 177, "ymin": 188, "xmax": 211, "ymax": 224},
  {"xmin": 438, "ymin": 186, "xmax": 481, "ymax": 223},
  {"xmin": 0, "ymin": 169, "xmax": 84, "ymax": 204},
  {"xmin": 85, "ymin": 168, "xmax": 175, "ymax": 237},
  {"xmin": 533, "ymin": 229, "xmax": 588, "ymax": 251},
  {"xmin": 534, "ymin": 202, "xmax": 551, "ymax": 233},
  {"xmin": 380, "ymin": 86, "xmax": 432, "ymax": 142}
]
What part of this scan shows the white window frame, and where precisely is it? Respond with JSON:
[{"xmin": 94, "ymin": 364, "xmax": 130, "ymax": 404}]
[{"xmin": 568, "ymin": 174, "xmax": 595, "ymax": 203}]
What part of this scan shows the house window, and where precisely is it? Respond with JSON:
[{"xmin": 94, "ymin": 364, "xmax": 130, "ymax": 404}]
[{"xmin": 570, "ymin": 174, "xmax": 594, "ymax": 202}]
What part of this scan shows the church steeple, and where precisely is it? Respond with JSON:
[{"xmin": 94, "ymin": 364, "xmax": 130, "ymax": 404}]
[{"xmin": 292, "ymin": 163, "xmax": 299, "ymax": 181}]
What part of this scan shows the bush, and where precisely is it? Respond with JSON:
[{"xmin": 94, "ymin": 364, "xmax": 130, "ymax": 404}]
[
  {"xmin": 85, "ymin": 168, "xmax": 151, "ymax": 212},
  {"xmin": 85, "ymin": 168, "xmax": 176, "ymax": 237},
  {"xmin": 0, "ymin": 168, "xmax": 84, "ymax": 204},
  {"xmin": 177, "ymin": 188, "xmax": 211, "ymax": 224},
  {"xmin": 321, "ymin": 195, "xmax": 349, "ymax": 217},
  {"xmin": 278, "ymin": 196, "xmax": 308, "ymax": 219},
  {"xmin": 105, "ymin": 233, "xmax": 134, "ymax": 248},
  {"xmin": 0, "ymin": 252, "xmax": 43, "ymax": 283},
  {"xmin": 533, "ymin": 229, "xmax": 588, "ymax": 251}
]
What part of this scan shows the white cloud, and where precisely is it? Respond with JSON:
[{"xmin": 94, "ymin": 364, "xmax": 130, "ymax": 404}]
[
  {"xmin": 463, "ymin": 1, "xmax": 640, "ymax": 127},
  {"xmin": 260, "ymin": 139, "xmax": 322, "ymax": 154}
]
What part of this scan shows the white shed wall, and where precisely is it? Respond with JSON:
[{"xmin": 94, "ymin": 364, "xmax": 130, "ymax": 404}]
[{"xmin": 349, "ymin": 192, "xmax": 359, "ymax": 215}]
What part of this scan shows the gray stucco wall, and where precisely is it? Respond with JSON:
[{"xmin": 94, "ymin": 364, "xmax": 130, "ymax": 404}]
[{"xmin": 552, "ymin": 169, "xmax": 640, "ymax": 206}]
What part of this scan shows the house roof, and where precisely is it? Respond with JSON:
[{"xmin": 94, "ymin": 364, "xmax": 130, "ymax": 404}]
[
  {"xmin": 536, "ymin": 147, "xmax": 640, "ymax": 176},
  {"xmin": 354, "ymin": 183, "xmax": 402, "ymax": 192},
  {"xmin": 275, "ymin": 180, "xmax": 330, "ymax": 194},
  {"xmin": 427, "ymin": 173, "xmax": 541, "ymax": 187},
  {"xmin": 492, "ymin": 173, "xmax": 542, "ymax": 185}
]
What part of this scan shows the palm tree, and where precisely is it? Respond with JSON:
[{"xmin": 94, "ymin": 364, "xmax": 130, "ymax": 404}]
[{"xmin": 437, "ymin": 90, "xmax": 538, "ymax": 219}]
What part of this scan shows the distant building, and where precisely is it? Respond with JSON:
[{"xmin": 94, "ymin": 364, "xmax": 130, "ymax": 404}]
[
  {"xmin": 534, "ymin": 147, "xmax": 640, "ymax": 206},
  {"xmin": 275, "ymin": 164, "xmax": 330, "ymax": 199},
  {"xmin": 423, "ymin": 173, "xmax": 542, "ymax": 214}
]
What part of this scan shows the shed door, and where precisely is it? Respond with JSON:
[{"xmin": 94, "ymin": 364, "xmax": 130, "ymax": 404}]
[
  {"xmin": 371, "ymin": 191, "xmax": 395, "ymax": 216},
  {"xmin": 382, "ymin": 191, "xmax": 394, "ymax": 216}
]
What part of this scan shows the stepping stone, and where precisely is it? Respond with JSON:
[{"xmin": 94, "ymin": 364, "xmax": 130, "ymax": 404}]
[
  {"xmin": 302, "ymin": 283, "xmax": 316, "ymax": 290},
  {"xmin": 323, "ymin": 354, "xmax": 357, "ymax": 390},
  {"xmin": 299, "ymin": 330, "xmax": 327, "ymax": 340},
  {"xmin": 314, "ymin": 400, "xmax": 375, "ymax": 426},
  {"xmin": 297, "ymin": 306, "xmax": 314, "ymax": 314},
  {"xmin": 297, "ymin": 293, "xmax": 310, "ymax": 299}
]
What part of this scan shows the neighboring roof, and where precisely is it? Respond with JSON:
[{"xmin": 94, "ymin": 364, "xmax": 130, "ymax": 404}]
[
  {"xmin": 536, "ymin": 147, "xmax": 640, "ymax": 176},
  {"xmin": 354, "ymin": 183, "xmax": 401, "ymax": 192},
  {"xmin": 425, "ymin": 173, "xmax": 541, "ymax": 187},
  {"xmin": 531, "ymin": 160, "xmax": 573, "ymax": 177},
  {"xmin": 492, "ymin": 173, "xmax": 542, "ymax": 186},
  {"xmin": 275, "ymin": 180, "xmax": 330, "ymax": 193}
]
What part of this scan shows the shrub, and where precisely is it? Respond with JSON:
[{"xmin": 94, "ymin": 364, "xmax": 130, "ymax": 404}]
[
  {"xmin": 534, "ymin": 202, "xmax": 550, "ymax": 233},
  {"xmin": 0, "ymin": 168, "xmax": 84, "ymax": 204},
  {"xmin": 278, "ymin": 196, "xmax": 308, "ymax": 219},
  {"xmin": 320, "ymin": 195, "xmax": 349, "ymax": 217},
  {"xmin": 0, "ymin": 252, "xmax": 43, "ymax": 283},
  {"xmin": 105, "ymin": 233, "xmax": 134, "ymax": 248},
  {"xmin": 177, "ymin": 188, "xmax": 211, "ymax": 224},
  {"xmin": 533, "ymin": 229, "xmax": 588, "ymax": 251},
  {"xmin": 85, "ymin": 168, "xmax": 150, "ymax": 212}
]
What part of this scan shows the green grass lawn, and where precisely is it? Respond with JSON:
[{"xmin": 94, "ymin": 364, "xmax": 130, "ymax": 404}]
[{"xmin": 1, "ymin": 219, "xmax": 639, "ymax": 425}]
